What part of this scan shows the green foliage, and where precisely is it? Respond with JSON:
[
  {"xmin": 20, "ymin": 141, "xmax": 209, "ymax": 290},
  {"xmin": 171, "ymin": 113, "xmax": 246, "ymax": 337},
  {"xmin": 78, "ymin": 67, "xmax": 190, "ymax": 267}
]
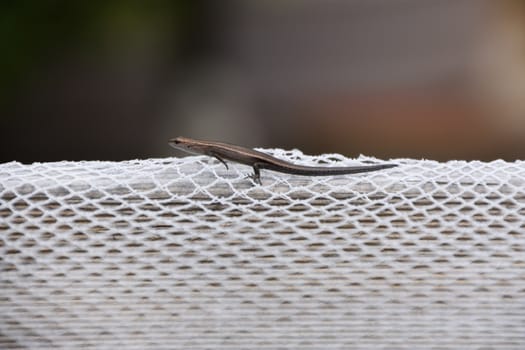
[{"xmin": 0, "ymin": 0, "xmax": 193, "ymax": 102}]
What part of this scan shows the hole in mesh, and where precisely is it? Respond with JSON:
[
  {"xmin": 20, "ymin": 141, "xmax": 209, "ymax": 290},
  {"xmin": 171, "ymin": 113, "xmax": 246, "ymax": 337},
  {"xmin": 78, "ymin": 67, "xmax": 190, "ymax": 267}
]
[
  {"xmin": 1, "ymin": 191, "xmax": 16, "ymax": 201},
  {"xmin": 47, "ymin": 186, "xmax": 70, "ymax": 197}
]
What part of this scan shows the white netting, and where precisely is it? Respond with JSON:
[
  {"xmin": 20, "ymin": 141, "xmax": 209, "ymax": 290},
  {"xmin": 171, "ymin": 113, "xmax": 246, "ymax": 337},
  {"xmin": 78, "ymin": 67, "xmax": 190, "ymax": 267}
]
[{"xmin": 1, "ymin": 151, "xmax": 524, "ymax": 349}]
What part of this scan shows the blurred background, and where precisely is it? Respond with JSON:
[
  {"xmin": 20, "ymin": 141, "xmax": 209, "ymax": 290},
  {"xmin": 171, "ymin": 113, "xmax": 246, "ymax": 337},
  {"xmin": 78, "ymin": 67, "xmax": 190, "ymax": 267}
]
[{"xmin": 1, "ymin": 0, "xmax": 525, "ymax": 163}]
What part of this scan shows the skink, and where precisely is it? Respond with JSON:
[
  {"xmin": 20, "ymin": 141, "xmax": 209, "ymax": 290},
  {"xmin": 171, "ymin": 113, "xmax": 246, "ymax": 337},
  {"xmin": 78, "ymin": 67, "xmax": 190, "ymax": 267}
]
[{"xmin": 169, "ymin": 136, "xmax": 397, "ymax": 184}]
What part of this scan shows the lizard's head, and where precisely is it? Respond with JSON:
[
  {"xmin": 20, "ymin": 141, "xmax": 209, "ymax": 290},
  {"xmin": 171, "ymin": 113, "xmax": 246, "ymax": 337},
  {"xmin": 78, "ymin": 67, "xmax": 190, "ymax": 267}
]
[{"xmin": 168, "ymin": 136, "xmax": 206, "ymax": 154}]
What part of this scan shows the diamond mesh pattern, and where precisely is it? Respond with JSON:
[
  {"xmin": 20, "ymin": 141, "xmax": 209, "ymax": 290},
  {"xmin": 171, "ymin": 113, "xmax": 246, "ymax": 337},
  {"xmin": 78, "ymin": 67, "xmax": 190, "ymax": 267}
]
[{"xmin": 1, "ymin": 151, "xmax": 524, "ymax": 349}]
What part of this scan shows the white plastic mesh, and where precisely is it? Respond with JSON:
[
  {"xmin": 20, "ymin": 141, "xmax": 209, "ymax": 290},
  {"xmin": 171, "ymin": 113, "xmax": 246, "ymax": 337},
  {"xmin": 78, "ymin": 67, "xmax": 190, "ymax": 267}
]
[{"xmin": 1, "ymin": 150, "xmax": 524, "ymax": 349}]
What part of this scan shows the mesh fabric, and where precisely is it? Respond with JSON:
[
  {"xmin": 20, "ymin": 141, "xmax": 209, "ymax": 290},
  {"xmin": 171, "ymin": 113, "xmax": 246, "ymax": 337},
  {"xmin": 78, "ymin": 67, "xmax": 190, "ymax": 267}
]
[{"xmin": 1, "ymin": 151, "xmax": 524, "ymax": 349}]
